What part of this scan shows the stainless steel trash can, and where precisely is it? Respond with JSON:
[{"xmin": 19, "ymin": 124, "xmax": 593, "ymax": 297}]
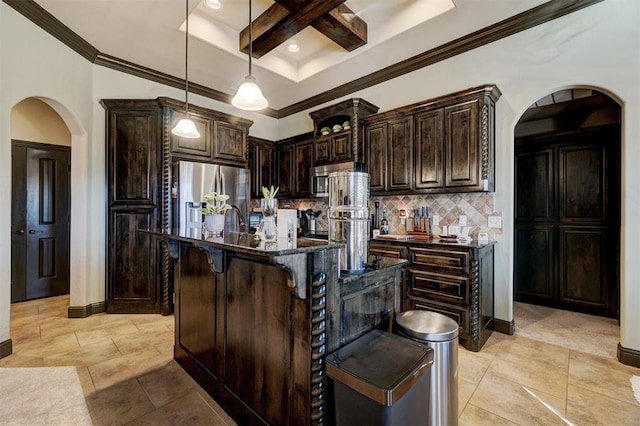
[
  {"xmin": 395, "ymin": 311, "xmax": 459, "ymax": 426},
  {"xmin": 326, "ymin": 329, "xmax": 434, "ymax": 426}
]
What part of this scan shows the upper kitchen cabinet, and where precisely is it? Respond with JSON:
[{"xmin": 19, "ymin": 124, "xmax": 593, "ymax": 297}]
[
  {"xmin": 275, "ymin": 132, "xmax": 314, "ymax": 199},
  {"xmin": 364, "ymin": 113, "xmax": 414, "ymax": 193},
  {"xmin": 248, "ymin": 137, "xmax": 275, "ymax": 199},
  {"xmin": 364, "ymin": 85, "xmax": 501, "ymax": 195},
  {"xmin": 159, "ymin": 97, "xmax": 252, "ymax": 167},
  {"xmin": 309, "ymin": 98, "xmax": 379, "ymax": 165},
  {"xmin": 414, "ymin": 85, "xmax": 501, "ymax": 193}
]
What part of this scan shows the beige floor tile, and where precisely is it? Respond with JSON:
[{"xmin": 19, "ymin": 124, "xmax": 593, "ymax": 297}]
[
  {"xmin": 459, "ymin": 404, "xmax": 518, "ymax": 425},
  {"xmin": 85, "ymin": 378, "xmax": 156, "ymax": 425},
  {"xmin": 458, "ymin": 378, "xmax": 477, "ymax": 415},
  {"xmin": 8, "ymin": 325, "xmax": 41, "ymax": 345},
  {"xmin": 13, "ymin": 331, "xmax": 79, "ymax": 358},
  {"xmin": 0, "ymin": 353, "xmax": 44, "ymax": 367},
  {"xmin": 111, "ymin": 328, "xmax": 174, "ymax": 355},
  {"xmin": 458, "ymin": 348, "xmax": 492, "ymax": 384},
  {"xmin": 43, "ymin": 340, "xmax": 121, "ymax": 367},
  {"xmin": 125, "ymin": 391, "xmax": 229, "ymax": 426},
  {"xmin": 89, "ymin": 349, "xmax": 173, "ymax": 391},
  {"xmin": 75, "ymin": 318, "xmax": 140, "ymax": 346},
  {"xmin": 498, "ymin": 335, "xmax": 570, "ymax": 369},
  {"xmin": 469, "ymin": 372, "xmax": 566, "ymax": 425},
  {"xmin": 473, "ymin": 331, "xmax": 509, "ymax": 360},
  {"xmin": 568, "ymin": 351, "xmax": 640, "ymax": 406},
  {"xmin": 39, "ymin": 316, "xmax": 105, "ymax": 340},
  {"xmin": 137, "ymin": 361, "xmax": 198, "ymax": 408},
  {"xmin": 566, "ymin": 383, "xmax": 640, "ymax": 425},
  {"xmin": 489, "ymin": 349, "xmax": 568, "ymax": 398},
  {"xmin": 194, "ymin": 387, "xmax": 238, "ymax": 426},
  {"xmin": 76, "ymin": 366, "xmax": 97, "ymax": 396}
]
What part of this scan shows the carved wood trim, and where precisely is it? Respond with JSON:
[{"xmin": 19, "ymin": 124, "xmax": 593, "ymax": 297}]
[
  {"xmin": 310, "ymin": 272, "xmax": 327, "ymax": 425},
  {"xmin": 161, "ymin": 104, "xmax": 172, "ymax": 316},
  {"xmin": 469, "ymin": 258, "xmax": 480, "ymax": 343},
  {"xmin": 481, "ymin": 104, "xmax": 490, "ymax": 181},
  {"xmin": 271, "ymin": 253, "xmax": 308, "ymax": 300},
  {"xmin": 192, "ymin": 242, "xmax": 225, "ymax": 273},
  {"xmin": 5, "ymin": 0, "xmax": 602, "ymax": 119}
]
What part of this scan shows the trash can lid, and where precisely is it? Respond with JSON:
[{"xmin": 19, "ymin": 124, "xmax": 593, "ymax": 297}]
[
  {"xmin": 326, "ymin": 330, "xmax": 434, "ymax": 406},
  {"xmin": 395, "ymin": 310, "xmax": 459, "ymax": 342}
]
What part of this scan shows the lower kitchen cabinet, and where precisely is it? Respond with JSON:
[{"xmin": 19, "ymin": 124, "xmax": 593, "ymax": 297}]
[{"xmin": 370, "ymin": 240, "xmax": 495, "ymax": 351}]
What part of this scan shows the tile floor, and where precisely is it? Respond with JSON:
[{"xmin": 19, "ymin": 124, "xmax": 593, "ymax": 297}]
[{"xmin": 2, "ymin": 295, "xmax": 640, "ymax": 425}]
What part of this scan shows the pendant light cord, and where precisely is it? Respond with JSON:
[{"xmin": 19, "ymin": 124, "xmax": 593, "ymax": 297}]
[
  {"xmin": 184, "ymin": 0, "xmax": 190, "ymax": 115},
  {"xmin": 248, "ymin": 0, "xmax": 252, "ymax": 77}
]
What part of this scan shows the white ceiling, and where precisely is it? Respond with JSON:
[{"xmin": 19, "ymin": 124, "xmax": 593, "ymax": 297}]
[{"xmin": 34, "ymin": 0, "xmax": 550, "ymax": 110}]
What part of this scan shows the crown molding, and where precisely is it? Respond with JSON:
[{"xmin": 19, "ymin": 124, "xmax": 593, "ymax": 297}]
[{"xmin": 3, "ymin": 0, "xmax": 603, "ymax": 119}]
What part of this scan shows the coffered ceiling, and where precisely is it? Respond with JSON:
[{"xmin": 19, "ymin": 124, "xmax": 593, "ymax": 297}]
[{"xmin": 7, "ymin": 0, "xmax": 602, "ymax": 117}]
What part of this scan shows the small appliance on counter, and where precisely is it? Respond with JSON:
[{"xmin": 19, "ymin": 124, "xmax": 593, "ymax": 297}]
[{"xmin": 328, "ymin": 170, "xmax": 370, "ymax": 274}]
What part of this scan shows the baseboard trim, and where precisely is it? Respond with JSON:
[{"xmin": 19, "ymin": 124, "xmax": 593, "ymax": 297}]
[
  {"xmin": 68, "ymin": 301, "xmax": 106, "ymax": 318},
  {"xmin": 492, "ymin": 318, "xmax": 515, "ymax": 335},
  {"xmin": 617, "ymin": 343, "xmax": 640, "ymax": 368},
  {"xmin": 0, "ymin": 338, "xmax": 13, "ymax": 359}
]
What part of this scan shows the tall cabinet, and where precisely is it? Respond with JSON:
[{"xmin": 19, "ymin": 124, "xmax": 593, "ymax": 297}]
[{"xmin": 102, "ymin": 98, "xmax": 252, "ymax": 314}]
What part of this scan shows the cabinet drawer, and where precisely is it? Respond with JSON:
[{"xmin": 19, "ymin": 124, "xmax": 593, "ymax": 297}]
[
  {"xmin": 409, "ymin": 248, "xmax": 469, "ymax": 274},
  {"xmin": 369, "ymin": 243, "xmax": 406, "ymax": 258},
  {"xmin": 408, "ymin": 297, "xmax": 467, "ymax": 337},
  {"xmin": 408, "ymin": 268, "xmax": 468, "ymax": 303}
]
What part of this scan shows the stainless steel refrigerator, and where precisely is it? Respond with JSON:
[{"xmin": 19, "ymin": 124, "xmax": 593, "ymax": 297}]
[{"xmin": 173, "ymin": 161, "xmax": 250, "ymax": 235}]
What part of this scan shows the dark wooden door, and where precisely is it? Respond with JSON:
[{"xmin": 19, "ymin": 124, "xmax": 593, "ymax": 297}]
[
  {"xmin": 11, "ymin": 141, "xmax": 70, "ymax": 302},
  {"xmin": 515, "ymin": 127, "xmax": 619, "ymax": 318},
  {"xmin": 364, "ymin": 122, "xmax": 387, "ymax": 192},
  {"xmin": 414, "ymin": 109, "xmax": 444, "ymax": 190},
  {"xmin": 104, "ymin": 101, "xmax": 162, "ymax": 313},
  {"xmin": 387, "ymin": 116, "xmax": 413, "ymax": 190},
  {"xmin": 249, "ymin": 138, "xmax": 274, "ymax": 198},
  {"xmin": 445, "ymin": 99, "xmax": 480, "ymax": 190},
  {"xmin": 276, "ymin": 143, "xmax": 294, "ymax": 197},
  {"xmin": 295, "ymin": 139, "xmax": 314, "ymax": 197}
]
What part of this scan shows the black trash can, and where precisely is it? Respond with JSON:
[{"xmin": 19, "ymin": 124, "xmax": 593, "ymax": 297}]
[{"xmin": 326, "ymin": 329, "xmax": 434, "ymax": 426}]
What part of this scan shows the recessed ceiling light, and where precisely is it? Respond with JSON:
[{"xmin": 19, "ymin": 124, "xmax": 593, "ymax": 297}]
[
  {"xmin": 287, "ymin": 39, "xmax": 300, "ymax": 53},
  {"xmin": 205, "ymin": 0, "xmax": 221, "ymax": 10}
]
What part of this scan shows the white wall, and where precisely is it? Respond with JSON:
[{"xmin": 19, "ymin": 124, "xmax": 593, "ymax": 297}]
[
  {"xmin": 2, "ymin": 0, "xmax": 639, "ymax": 354},
  {"xmin": 278, "ymin": 0, "xmax": 640, "ymax": 350}
]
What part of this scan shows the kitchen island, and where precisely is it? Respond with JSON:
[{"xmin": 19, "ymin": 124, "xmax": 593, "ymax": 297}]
[{"xmin": 146, "ymin": 229, "xmax": 406, "ymax": 425}]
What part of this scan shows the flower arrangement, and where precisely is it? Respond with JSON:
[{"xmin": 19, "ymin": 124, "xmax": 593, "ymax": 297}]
[
  {"xmin": 201, "ymin": 192, "xmax": 232, "ymax": 215},
  {"xmin": 261, "ymin": 185, "xmax": 279, "ymax": 200}
]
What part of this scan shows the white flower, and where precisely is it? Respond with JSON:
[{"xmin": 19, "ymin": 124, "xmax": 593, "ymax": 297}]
[{"xmin": 200, "ymin": 192, "xmax": 232, "ymax": 215}]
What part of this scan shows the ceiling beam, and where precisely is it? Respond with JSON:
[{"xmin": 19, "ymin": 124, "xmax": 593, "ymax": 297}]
[
  {"xmin": 239, "ymin": 0, "xmax": 349, "ymax": 58},
  {"xmin": 275, "ymin": 1, "xmax": 367, "ymax": 52}
]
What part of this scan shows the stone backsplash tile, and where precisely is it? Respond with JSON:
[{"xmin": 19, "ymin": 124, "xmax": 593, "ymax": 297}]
[{"xmin": 251, "ymin": 192, "xmax": 503, "ymax": 240}]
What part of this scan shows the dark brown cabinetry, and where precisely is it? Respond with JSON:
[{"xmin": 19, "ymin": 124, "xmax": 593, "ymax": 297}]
[
  {"xmin": 370, "ymin": 240, "xmax": 495, "ymax": 351},
  {"xmin": 364, "ymin": 115, "xmax": 413, "ymax": 192},
  {"xmin": 364, "ymin": 85, "xmax": 500, "ymax": 195},
  {"xmin": 161, "ymin": 98, "xmax": 252, "ymax": 167},
  {"xmin": 248, "ymin": 137, "xmax": 275, "ymax": 199},
  {"xmin": 102, "ymin": 98, "xmax": 252, "ymax": 314},
  {"xmin": 309, "ymin": 98, "xmax": 379, "ymax": 165},
  {"xmin": 275, "ymin": 133, "xmax": 314, "ymax": 199}
]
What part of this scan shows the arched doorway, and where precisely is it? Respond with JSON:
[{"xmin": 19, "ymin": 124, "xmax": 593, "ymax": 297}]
[
  {"xmin": 10, "ymin": 97, "xmax": 89, "ymax": 313},
  {"xmin": 513, "ymin": 88, "xmax": 621, "ymax": 319}
]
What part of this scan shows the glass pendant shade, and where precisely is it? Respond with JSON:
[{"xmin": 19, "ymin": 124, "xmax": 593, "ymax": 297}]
[
  {"xmin": 171, "ymin": 118, "xmax": 201, "ymax": 138},
  {"xmin": 232, "ymin": 75, "xmax": 269, "ymax": 111}
]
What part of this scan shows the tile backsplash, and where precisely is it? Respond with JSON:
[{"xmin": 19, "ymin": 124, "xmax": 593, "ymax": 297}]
[{"xmin": 252, "ymin": 192, "xmax": 503, "ymax": 240}]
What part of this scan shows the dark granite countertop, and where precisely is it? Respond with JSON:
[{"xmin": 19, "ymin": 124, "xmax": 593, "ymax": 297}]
[
  {"xmin": 142, "ymin": 228, "xmax": 342, "ymax": 257},
  {"xmin": 371, "ymin": 235, "xmax": 495, "ymax": 249},
  {"xmin": 338, "ymin": 256, "xmax": 407, "ymax": 284}
]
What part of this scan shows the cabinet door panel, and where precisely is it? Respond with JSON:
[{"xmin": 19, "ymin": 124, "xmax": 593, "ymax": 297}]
[
  {"xmin": 250, "ymin": 142, "xmax": 274, "ymax": 198},
  {"xmin": 559, "ymin": 144, "xmax": 606, "ymax": 223},
  {"xmin": 514, "ymin": 225, "xmax": 555, "ymax": 301},
  {"xmin": 414, "ymin": 109, "xmax": 444, "ymax": 190},
  {"xmin": 445, "ymin": 100, "xmax": 479, "ymax": 189},
  {"xmin": 314, "ymin": 137, "xmax": 330, "ymax": 164},
  {"xmin": 214, "ymin": 122, "xmax": 247, "ymax": 165},
  {"xmin": 408, "ymin": 269, "xmax": 468, "ymax": 303},
  {"xmin": 365, "ymin": 123, "xmax": 387, "ymax": 192},
  {"xmin": 515, "ymin": 148, "xmax": 554, "ymax": 222},
  {"xmin": 369, "ymin": 242, "xmax": 405, "ymax": 258},
  {"xmin": 341, "ymin": 277, "xmax": 395, "ymax": 346},
  {"xmin": 169, "ymin": 110, "xmax": 213, "ymax": 159},
  {"xmin": 295, "ymin": 141, "xmax": 314, "ymax": 197},
  {"xmin": 332, "ymin": 133, "xmax": 352, "ymax": 162},
  {"xmin": 388, "ymin": 117, "xmax": 413, "ymax": 190},
  {"xmin": 277, "ymin": 144, "xmax": 294, "ymax": 196}
]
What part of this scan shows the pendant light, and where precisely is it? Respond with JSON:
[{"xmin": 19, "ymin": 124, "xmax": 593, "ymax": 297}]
[
  {"xmin": 172, "ymin": 0, "xmax": 201, "ymax": 139},
  {"xmin": 231, "ymin": 0, "xmax": 268, "ymax": 111}
]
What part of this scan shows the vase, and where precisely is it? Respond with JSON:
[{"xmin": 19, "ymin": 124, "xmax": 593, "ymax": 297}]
[
  {"xmin": 204, "ymin": 214, "xmax": 225, "ymax": 237},
  {"xmin": 260, "ymin": 198, "xmax": 277, "ymax": 241}
]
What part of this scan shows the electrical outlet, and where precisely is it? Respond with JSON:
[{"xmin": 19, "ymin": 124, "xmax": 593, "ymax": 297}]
[
  {"xmin": 459, "ymin": 215, "xmax": 467, "ymax": 226},
  {"xmin": 432, "ymin": 214, "xmax": 440, "ymax": 226},
  {"xmin": 488, "ymin": 216, "xmax": 502, "ymax": 228}
]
